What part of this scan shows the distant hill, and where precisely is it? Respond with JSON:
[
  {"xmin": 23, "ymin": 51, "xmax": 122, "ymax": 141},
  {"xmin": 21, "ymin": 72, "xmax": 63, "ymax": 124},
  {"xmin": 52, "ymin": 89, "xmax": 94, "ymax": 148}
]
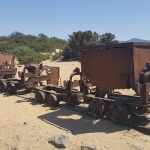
[{"xmin": 119, "ymin": 38, "xmax": 150, "ymax": 43}]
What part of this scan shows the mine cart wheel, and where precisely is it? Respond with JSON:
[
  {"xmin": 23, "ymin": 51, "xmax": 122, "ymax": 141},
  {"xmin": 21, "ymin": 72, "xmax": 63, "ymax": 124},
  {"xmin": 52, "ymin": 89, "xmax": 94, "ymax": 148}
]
[
  {"xmin": 47, "ymin": 94, "xmax": 59, "ymax": 107},
  {"xmin": 88, "ymin": 99, "xmax": 105, "ymax": 118},
  {"xmin": 0, "ymin": 81, "xmax": 7, "ymax": 92},
  {"xmin": 109, "ymin": 101, "xmax": 129, "ymax": 123},
  {"xmin": 25, "ymin": 88, "xmax": 33, "ymax": 93},
  {"xmin": 35, "ymin": 91, "xmax": 46, "ymax": 103},
  {"xmin": 7, "ymin": 83, "xmax": 16, "ymax": 95}
]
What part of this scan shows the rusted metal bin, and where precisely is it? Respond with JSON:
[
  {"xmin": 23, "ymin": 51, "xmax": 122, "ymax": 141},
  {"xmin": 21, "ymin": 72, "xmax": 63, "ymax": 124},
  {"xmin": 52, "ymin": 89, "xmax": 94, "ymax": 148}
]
[
  {"xmin": 0, "ymin": 53, "xmax": 17, "ymax": 79},
  {"xmin": 0, "ymin": 53, "xmax": 15, "ymax": 69},
  {"xmin": 80, "ymin": 42, "xmax": 150, "ymax": 93},
  {"xmin": 0, "ymin": 64, "xmax": 59, "ymax": 94}
]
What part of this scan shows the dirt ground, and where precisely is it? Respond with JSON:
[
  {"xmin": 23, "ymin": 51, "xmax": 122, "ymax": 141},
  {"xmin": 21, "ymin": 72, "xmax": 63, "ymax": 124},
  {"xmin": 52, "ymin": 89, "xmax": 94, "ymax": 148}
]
[{"xmin": 0, "ymin": 60, "xmax": 150, "ymax": 150}]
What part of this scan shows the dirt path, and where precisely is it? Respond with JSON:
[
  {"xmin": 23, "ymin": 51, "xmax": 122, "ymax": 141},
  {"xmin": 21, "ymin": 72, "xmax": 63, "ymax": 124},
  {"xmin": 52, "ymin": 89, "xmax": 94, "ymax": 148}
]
[{"xmin": 0, "ymin": 61, "xmax": 150, "ymax": 150}]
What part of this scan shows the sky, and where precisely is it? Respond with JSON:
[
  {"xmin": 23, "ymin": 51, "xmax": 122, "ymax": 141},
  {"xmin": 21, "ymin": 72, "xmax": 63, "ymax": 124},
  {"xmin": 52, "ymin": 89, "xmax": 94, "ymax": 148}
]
[{"xmin": 0, "ymin": 0, "xmax": 150, "ymax": 41}]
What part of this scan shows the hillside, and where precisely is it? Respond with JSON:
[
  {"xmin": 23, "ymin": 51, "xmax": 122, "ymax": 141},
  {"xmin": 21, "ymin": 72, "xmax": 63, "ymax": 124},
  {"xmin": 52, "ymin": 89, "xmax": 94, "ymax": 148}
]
[
  {"xmin": 0, "ymin": 32, "xmax": 68, "ymax": 64},
  {"xmin": 120, "ymin": 38, "xmax": 150, "ymax": 43},
  {"xmin": 0, "ymin": 32, "xmax": 68, "ymax": 53}
]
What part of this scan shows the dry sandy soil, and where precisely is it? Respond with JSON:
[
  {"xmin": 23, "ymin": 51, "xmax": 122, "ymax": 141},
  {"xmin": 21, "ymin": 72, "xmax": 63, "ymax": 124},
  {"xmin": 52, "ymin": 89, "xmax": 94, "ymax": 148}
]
[{"xmin": 0, "ymin": 60, "xmax": 150, "ymax": 150}]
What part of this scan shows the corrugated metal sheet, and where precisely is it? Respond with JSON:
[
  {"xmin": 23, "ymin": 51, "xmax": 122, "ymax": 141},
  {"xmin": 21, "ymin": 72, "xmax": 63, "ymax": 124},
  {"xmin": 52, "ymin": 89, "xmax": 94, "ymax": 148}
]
[{"xmin": 80, "ymin": 42, "xmax": 150, "ymax": 93}]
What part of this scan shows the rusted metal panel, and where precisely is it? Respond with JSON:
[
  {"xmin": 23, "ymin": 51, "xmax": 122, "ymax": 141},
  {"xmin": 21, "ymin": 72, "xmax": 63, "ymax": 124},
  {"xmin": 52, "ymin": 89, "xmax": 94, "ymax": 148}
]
[
  {"xmin": 0, "ymin": 53, "xmax": 15, "ymax": 69},
  {"xmin": 133, "ymin": 47, "xmax": 150, "ymax": 82},
  {"xmin": 80, "ymin": 46, "xmax": 133, "ymax": 91},
  {"xmin": 80, "ymin": 42, "xmax": 150, "ymax": 92},
  {"xmin": 0, "ymin": 53, "xmax": 17, "ymax": 79},
  {"xmin": 49, "ymin": 67, "xmax": 59, "ymax": 86}
]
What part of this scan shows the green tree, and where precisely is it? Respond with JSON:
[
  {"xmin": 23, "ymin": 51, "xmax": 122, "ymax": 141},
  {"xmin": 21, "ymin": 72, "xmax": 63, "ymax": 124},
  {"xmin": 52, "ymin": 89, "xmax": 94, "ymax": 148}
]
[
  {"xmin": 11, "ymin": 46, "xmax": 49, "ymax": 64},
  {"xmin": 100, "ymin": 33, "xmax": 118, "ymax": 44},
  {"xmin": 8, "ymin": 31, "xmax": 24, "ymax": 39},
  {"xmin": 63, "ymin": 30, "xmax": 100, "ymax": 60},
  {"xmin": 38, "ymin": 33, "xmax": 48, "ymax": 39},
  {"xmin": 0, "ymin": 31, "xmax": 68, "ymax": 64},
  {"xmin": 63, "ymin": 31, "xmax": 118, "ymax": 60}
]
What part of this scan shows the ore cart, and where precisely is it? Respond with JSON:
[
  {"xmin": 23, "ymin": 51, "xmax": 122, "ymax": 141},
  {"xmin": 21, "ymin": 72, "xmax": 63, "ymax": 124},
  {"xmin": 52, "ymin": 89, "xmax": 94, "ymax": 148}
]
[
  {"xmin": 0, "ymin": 53, "xmax": 17, "ymax": 79},
  {"xmin": 0, "ymin": 64, "xmax": 59, "ymax": 94},
  {"xmin": 34, "ymin": 67, "xmax": 85, "ymax": 106},
  {"xmin": 80, "ymin": 42, "xmax": 150, "ymax": 122}
]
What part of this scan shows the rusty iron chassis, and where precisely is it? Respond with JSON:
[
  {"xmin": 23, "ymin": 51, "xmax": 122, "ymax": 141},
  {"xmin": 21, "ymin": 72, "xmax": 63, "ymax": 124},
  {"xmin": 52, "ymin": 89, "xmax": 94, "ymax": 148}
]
[
  {"xmin": 0, "ymin": 64, "xmax": 59, "ymax": 95},
  {"xmin": 0, "ymin": 68, "xmax": 17, "ymax": 79},
  {"xmin": 35, "ymin": 68, "xmax": 85, "ymax": 106},
  {"xmin": 35, "ymin": 67, "xmax": 150, "ymax": 123},
  {"xmin": 86, "ymin": 63, "xmax": 150, "ymax": 123}
]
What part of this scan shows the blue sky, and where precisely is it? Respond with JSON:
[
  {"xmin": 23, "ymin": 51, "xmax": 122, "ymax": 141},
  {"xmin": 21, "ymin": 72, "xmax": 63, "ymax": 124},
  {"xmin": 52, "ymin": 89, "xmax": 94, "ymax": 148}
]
[{"xmin": 0, "ymin": 0, "xmax": 150, "ymax": 41}]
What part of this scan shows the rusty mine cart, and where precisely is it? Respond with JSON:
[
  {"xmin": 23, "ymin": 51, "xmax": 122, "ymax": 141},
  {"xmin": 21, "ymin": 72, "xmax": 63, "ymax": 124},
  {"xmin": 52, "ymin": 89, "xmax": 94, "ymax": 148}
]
[
  {"xmin": 35, "ymin": 67, "xmax": 87, "ymax": 106},
  {"xmin": 0, "ymin": 53, "xmax": 17, "ymax": 79},
  {"xmin": 0, "ymin": 64, "xmax": 59, "ymax": 95},
  {"xmin": 35, "ymin": 42, "xmax": 150, "ymax": 123}
]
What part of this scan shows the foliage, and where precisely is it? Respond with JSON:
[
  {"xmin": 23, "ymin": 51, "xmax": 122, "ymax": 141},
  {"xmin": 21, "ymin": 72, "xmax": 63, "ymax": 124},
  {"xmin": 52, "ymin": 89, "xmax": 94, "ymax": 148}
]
[
  {"xmin": 100, "ymin": 33, "xmax": 118, "ymax": 44},
  {"xmin": 51, "ymin": 52, "xmax": 63, "ymax": 61},
  {"xmin": 10, "ymin": 46, "xmax": 49, "ymax": 64},
  {"xmin": 61, "ymin": 46, "xmax": 73, "ymax": 60},
  {"xmin": 0, "ymin": 31, "xmax": 118, "ymax": 62},
  {"xmin": 62, "ymin": 30, "xmax": 100, "ymax": 60},
  {"xmin": 62, "ymin": 30, "xmax": 118, "ymax": 60},
  {"xmin": 0, "ymin": 32, "xmax": 68, "ymax": 53},
  {"xmin": 0, "ymin": 31, "xmax": 68, "ymax": 64}
]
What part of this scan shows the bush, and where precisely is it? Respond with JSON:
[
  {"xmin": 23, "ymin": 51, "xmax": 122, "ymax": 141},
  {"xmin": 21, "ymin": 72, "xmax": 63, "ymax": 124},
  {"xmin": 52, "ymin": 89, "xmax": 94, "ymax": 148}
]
[
  {"xmin": 11, "ymin": 46, "xmax": 49, "ymax": 64},
  {"xmin": 52, "ymin": 52, "xmax": 63, "ymax": 61}
]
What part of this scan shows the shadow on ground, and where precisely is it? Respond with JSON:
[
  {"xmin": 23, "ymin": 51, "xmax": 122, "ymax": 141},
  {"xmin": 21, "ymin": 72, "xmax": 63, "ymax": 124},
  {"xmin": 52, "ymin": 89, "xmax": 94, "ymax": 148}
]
[
  {"xmin": 37, "ymin": 106, "xmax": 130, "ymax": 135},
  {"xmin": 2, "ymin": 90, "xmax": 150, "ymax": 135},
  {"xmin": 2, "ymin": 89, "xmax": 33, "ymax": 97}
]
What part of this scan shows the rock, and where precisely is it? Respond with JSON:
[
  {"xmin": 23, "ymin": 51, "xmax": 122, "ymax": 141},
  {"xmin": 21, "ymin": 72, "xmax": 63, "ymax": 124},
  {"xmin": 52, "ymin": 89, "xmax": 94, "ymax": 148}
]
[
  {"xmin": 48, "ymin": 134, "xmax": 69, "ymax": 148},
  {"xmin": 127, "ymin": 143, "xmax": 144, "ymax": 150},
  {"xmin": 81, "ymin": 144, "xmax": 98, "ymax": 150},
  {"xmin": 104, "ymin": 145, "xmax": 110, "ymax": 148},
  {"xmin": 132, "ymin": 135, "xmax": 140, "ymax": 140},
  {"xmin": 144, "ymin": 139, "xmax": 150, "ymax": 142},
  {"xmin": 66, "ymin": 130, "xmax": 73, "ymax": 134},
  {"xmin": 24, "ymin": 120, "xmax": 30, "ymax": 125}
]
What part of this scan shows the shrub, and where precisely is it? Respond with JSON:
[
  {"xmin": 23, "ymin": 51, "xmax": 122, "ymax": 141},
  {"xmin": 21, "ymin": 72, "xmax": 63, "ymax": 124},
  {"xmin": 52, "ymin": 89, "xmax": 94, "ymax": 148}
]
[{"xmin": 11, "ymin": 46, "xmax": 49, "ymax": 64}]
